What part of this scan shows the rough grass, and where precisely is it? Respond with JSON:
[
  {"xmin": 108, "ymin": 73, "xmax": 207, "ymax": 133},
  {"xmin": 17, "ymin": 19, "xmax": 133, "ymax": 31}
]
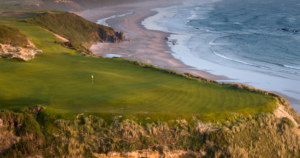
[
  {"xmin": 1, "ymin": 106, "xmax": 299, "ymax": 158},
  {"xmin": 0, "ymin": 25, "xmax": 29, "ymax": 47},
  {"xmin": 0, "ymin": 18, "xmax": 277, "ymax": 121},
  {"xmin": 39, "ymin": 112, "xmax": 300, "ymax": 158},
  {"xmin": 25, "ymin": 12, "xmax": 115, "ymax": 47}
]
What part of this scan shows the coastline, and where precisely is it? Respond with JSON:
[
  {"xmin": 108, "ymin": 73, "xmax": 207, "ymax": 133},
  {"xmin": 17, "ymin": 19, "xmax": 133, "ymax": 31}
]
[
  {"xmin": 79, "ymin": 0, "xmax": 300, "ymax": 111},
  {"xmin": 79, "ymin": 0, "xmax": 230, "ymax": 81}
]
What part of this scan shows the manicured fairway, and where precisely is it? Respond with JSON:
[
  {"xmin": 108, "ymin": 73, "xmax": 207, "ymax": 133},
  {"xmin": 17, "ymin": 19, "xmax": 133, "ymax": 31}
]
[{"xmin": 0, "ymin": 20, "xmax": 276, "ymax": 115}]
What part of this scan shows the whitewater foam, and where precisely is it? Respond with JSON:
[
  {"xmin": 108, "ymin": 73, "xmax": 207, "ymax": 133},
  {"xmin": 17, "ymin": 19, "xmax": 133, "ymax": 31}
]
[
  {"xmin": 284, "ymin": 65, "xmax": 300, "ymax": 70},
  {"xmin": 97, "ymin": 12, "xmax": 132, "ymax": 27}
]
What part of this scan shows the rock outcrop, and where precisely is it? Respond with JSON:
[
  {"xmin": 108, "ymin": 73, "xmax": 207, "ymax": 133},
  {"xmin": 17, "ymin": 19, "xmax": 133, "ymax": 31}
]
[
  {"xmin": 0, "ymin": 44, "xmax": 43, "ymax": 61},
  {"xmin": 104, "ymin": 31, "xmax": 128, "ymax": 43}
]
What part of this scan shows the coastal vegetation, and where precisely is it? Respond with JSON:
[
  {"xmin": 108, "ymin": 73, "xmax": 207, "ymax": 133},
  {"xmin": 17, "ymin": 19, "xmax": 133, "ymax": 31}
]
[
  {"xmin": 0, "ymin": 0, "xmax": 300, "ymax": 157},
  {"xmin": 25, "ymin": 12, "xmax": 115, "ymax": 47},
  {"xmin": 0, "ymin": 25, "xmax": 30, "ymax": 47},
  {"xmin": 25, "ymin": 12, "xmax": 126, "ymax": 56},
  {"xmin": 1, "ymin": 106, "xmax": 299, "ymax": 157}
]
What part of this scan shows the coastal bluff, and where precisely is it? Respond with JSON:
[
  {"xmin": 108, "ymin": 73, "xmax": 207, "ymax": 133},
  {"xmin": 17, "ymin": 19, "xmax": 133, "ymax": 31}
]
[{"xmin": 25, "ymin": 12, "xmax": 126, "ymax": 46}]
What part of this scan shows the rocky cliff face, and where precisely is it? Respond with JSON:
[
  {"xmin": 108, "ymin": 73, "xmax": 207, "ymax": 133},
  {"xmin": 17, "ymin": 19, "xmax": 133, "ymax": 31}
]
[{"xmin": 104, "ymin": 31, "xmax": 127, "ymax": 43}]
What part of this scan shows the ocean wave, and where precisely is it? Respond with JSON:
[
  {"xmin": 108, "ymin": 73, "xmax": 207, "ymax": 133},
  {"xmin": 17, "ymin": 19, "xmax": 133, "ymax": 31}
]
[
  {"xmin": 213, "ymin": 52, "xmax": 258, "ymax": 67},
  {"xmin": 188, "ymin": 14, "xmax": 198, "ymax": 20},
  {"xmin": 213, "ymin": 52, "xmax": 300, "ymax": 75},
  {"xmin": 283, "ymin": 65, "xmax": 300, "ymax": 70},
  {"xmin": 97, "ymin": 12, "xmax": 132, "ymax": 26}
]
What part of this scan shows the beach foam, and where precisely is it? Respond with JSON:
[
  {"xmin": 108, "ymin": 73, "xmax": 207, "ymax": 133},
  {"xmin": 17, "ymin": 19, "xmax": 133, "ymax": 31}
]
[{"xmin": 97, "ymin": 12, "xmax": 132, "ymax": 26}]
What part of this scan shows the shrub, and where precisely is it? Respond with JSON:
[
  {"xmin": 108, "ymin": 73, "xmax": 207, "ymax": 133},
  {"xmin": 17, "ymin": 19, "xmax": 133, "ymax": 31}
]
[{"xmin": 281, "ymin": 117, "xmax": 295, "ymax": 128}]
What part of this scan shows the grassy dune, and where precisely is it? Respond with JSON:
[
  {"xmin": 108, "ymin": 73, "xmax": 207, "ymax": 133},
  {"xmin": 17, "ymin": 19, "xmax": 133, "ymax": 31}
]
[
  {"xmin": 0, "ymin": 19, "xmax": 276, "ymax": 120},
  {"xmin": 0, "ymin": 25, "xmax": 30, "ymax": 47}
]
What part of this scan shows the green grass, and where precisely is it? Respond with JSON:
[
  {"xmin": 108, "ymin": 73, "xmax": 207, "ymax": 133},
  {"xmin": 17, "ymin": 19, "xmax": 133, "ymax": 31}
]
[
  {"xmin": 25, "ymin": 12, "xmax": 115, "ymax": 47},
  {"xmin": 0, "ymin": 25, "xmax": 29, "ymax": 47},
  {"xmin": 0, "ymin": 19, "xmax": 276, "ymax": 119}
]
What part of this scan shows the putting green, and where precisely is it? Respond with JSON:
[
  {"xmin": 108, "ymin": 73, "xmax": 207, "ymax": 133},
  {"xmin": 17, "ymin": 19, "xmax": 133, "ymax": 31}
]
[{"xmin": 0, "ymin": 21, "xmax": 276, "ymax": 115}]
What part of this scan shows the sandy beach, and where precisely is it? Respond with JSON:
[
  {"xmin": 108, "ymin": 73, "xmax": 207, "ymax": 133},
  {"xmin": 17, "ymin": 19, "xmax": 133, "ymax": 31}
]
[{"xmin": 79, "ymin": 0, "xmax": 229, "ymax": 80}]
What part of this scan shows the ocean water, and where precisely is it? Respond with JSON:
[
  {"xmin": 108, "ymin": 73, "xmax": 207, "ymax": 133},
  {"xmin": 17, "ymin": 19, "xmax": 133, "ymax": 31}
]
[
  {"xmin": 142, "ymin": 0, "xmax": 300, "ymax": 110},
  {"xmin": 188, "ymin": 0, "xmax": 300, "ymax": 80}
]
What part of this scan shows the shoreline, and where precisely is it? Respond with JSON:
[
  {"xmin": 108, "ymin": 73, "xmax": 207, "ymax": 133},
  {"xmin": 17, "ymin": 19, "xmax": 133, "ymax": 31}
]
[
  {"xmin": 79, "ymin": 0, "xmax": 300, "ymax": 111},
  {"xmin": 79, "ymin": 0, "xmax": 230, "ymax": 81}
]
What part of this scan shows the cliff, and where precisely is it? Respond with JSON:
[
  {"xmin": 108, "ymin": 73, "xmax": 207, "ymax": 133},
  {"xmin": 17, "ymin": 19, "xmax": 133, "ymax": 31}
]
[
  {"xmin": 0, "ymin": 104, "xmax": 299, "ymax": 158},
  {"xmin": 25, "ymin": 12, "xmax": 126, "ymax": 46},
  {"xmin": 25, "ymin": 12, "xmax": 127, "ymax": 56}
]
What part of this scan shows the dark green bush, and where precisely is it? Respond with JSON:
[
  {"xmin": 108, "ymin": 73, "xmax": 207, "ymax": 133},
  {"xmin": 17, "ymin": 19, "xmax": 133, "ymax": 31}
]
[
  {"xmin": 2, "ymin": 140, "xmax": 37, "ymax": 158},
  {"xmin": 206, "ymin": 130, "xmax": 228, "ymax": 147}
]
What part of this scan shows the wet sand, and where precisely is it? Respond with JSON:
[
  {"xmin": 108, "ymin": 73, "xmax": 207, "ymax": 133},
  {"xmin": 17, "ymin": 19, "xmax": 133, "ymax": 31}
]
[{"xmin": 79, "ymin": 0, "xmax": 230, "ymax": 80}]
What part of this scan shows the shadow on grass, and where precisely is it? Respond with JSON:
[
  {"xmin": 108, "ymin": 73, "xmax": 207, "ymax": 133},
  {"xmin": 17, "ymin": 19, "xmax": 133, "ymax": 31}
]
[{"xmin": 0, "ymin": 96, "xmax": 47, "ymax": 111}]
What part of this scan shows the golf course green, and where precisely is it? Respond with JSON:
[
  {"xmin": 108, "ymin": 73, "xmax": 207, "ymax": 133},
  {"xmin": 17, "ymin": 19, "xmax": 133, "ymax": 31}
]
[{"xmin": 0, "ymin": 18, "xmax": 276, "ymax": 116}]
